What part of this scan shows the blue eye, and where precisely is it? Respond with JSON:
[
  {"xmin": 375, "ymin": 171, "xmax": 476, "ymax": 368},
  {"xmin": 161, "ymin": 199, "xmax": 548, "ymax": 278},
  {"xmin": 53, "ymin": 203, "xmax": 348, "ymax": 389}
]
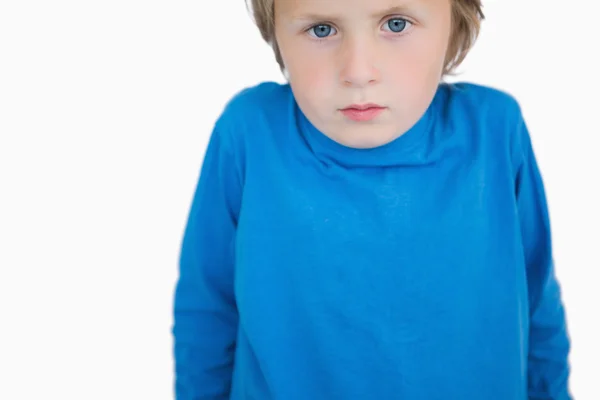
[
  {"xmin": 385, "ymin": 18, "xmax": 410, "ymax": 33},
  {"xmin": 309, "ymin": 24, "xmax": 336, "ymax": 39}
]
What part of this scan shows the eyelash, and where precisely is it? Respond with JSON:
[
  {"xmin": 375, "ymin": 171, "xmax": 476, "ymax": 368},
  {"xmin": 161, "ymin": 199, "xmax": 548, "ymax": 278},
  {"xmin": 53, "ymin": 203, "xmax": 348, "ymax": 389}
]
[{"xmin": 306, "ymin": 17, "xmax": 413, "ymax": 42}]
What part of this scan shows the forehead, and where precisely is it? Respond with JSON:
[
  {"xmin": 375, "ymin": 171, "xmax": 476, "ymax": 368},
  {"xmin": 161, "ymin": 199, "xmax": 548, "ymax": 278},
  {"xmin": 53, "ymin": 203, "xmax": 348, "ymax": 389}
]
[{"xmin": 275, "ymin": 0, "xmax": 444, "ymax": 20}]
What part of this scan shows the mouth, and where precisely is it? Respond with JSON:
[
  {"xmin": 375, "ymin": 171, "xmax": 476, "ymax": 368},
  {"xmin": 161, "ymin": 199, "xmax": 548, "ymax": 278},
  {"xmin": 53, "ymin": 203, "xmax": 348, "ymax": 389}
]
[{"xmin": 340, "ymin": 104, "xmax": 386, "ymax": 122}]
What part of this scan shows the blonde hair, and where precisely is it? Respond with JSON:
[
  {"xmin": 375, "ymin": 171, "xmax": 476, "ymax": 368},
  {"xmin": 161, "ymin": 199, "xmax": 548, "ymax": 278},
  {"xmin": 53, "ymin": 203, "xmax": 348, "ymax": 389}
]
[{"xmin": 246, "ymin": 0, "xmax": 484, "ymax": 76}]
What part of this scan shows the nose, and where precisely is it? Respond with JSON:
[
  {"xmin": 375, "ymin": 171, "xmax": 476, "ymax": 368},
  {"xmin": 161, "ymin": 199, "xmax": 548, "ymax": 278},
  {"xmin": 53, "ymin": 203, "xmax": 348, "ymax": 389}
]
[{"xmin": 339, "ymin": 37, "xmax": 380, "ymax": 88}]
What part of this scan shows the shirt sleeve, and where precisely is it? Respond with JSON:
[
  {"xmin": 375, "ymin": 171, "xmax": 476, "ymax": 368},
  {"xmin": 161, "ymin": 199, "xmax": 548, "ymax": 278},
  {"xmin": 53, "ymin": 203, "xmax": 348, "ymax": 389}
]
[
  {"xmin": 172, "ymin": 121, "xmax": 242, "ymax": 399},
  {"xmin": 513, "ymin": 114, "xmax": 572, "ymax": 400}
]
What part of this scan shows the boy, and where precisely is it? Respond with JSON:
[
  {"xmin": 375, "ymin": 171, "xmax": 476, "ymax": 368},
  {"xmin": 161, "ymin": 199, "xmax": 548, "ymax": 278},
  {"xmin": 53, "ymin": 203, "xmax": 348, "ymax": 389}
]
[{"xmin": 172, "ymin": 0, "xmax": 572, "ymax": 398}]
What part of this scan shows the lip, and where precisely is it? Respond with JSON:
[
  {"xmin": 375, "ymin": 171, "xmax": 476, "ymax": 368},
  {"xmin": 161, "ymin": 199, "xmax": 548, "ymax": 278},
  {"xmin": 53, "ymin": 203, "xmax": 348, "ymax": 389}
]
[{"xmin": 340, "ymin": 103, "xmax": 386, "ymax": 122}]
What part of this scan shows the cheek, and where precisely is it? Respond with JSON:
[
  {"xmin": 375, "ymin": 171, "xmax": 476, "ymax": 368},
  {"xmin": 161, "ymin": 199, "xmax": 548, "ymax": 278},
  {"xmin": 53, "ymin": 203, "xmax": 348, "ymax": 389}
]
[
  {"xmin": 401, "ymin": 38, "xmax": 446, "ymax": 81},
  {"xmin": 385, "ymin": 52, "xmax": 432, "ymax": 89},
  {"xmin": 290, "ymin": 62, "xmax": 332, "ymax": 97}
]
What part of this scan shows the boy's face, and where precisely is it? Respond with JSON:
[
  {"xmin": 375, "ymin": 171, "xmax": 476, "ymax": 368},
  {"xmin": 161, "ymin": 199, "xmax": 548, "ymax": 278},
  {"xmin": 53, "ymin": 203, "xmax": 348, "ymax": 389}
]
[{"xmin": 274, "ymin": 0, "xmax": 452, "ymax": 149}]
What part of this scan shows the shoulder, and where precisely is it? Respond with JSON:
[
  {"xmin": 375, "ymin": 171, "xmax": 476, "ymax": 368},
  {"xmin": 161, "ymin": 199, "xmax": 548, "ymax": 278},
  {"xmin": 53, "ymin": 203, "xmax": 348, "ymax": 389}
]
[
  {"xmin": 440, "ymin": 81, "xmax": 527, "ymax": 166},
  {"xmin": 217, "ymin": 81, "xmax": 292, "ymax": 127},
  {"xmin": 212, "ymin": 80, "xmax": 292, "ymax": 143},
  {"xmin": 442, "ymin": 81, "xmax": 523, "ymax": 120},
  {"xmin": 203, "ymin": 81, "xmax": 293, "ymax": 176}
]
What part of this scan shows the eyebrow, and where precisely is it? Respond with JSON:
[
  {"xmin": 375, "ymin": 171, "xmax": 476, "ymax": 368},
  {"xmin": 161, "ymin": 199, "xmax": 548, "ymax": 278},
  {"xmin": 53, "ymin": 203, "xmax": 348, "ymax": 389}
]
[{"xmin": 290, "ymin": 5, "xmax": 416, "ymax": 23}]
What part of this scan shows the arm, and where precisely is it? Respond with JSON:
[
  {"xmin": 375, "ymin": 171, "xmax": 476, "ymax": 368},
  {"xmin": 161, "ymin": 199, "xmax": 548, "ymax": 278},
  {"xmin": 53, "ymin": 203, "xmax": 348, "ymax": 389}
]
[
  {"xmin": 513, "ymin": 116, "xmax": 572, "ymax": 400},
  {"xmin": 172, "ymin": 122, "xmax": 242, "ymax": 399}
]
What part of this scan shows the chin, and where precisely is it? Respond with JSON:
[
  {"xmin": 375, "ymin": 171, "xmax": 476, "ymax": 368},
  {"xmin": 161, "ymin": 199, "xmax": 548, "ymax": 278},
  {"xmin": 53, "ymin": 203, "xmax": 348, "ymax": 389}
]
[
  {"xmin": 344, "ymin": 128, "xmax": 398, "ymax": 149},
  {"xmin": 341, "ymin": 135, "xmax": 393, "ymax": 150}
]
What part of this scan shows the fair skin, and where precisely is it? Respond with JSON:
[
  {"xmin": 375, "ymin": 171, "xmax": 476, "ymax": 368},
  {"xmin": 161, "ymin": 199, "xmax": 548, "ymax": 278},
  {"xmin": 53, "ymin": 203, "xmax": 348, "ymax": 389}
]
[{"xmin": 274, "ymin": 0, "xmax": 452, "ymax": 149}]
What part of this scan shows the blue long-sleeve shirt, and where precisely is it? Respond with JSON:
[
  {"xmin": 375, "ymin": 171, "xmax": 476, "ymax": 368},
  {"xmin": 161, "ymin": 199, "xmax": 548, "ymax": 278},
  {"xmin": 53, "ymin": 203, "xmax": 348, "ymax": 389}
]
[{"xmin": 172, "ymin": 81, "xmax": 571, "ymax": 399}]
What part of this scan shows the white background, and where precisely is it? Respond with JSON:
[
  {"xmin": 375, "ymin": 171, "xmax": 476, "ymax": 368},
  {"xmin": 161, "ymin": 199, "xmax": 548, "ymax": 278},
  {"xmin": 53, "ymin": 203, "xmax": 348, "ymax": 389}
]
[{"xmin": 1, "ymin": 0, "xmax": 598, "ymax": 398}]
